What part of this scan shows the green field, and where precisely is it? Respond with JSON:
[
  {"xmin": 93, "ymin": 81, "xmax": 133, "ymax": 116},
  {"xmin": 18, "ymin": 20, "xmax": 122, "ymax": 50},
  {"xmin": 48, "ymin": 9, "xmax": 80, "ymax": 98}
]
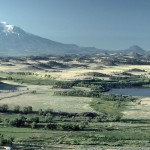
[
  {"xmin": 0, "ymin": 57, "xmax": 150, "ymax": 149},
  {"xmin": 0, "ymin": 91, "xmax": 94, "ymax": 113}
]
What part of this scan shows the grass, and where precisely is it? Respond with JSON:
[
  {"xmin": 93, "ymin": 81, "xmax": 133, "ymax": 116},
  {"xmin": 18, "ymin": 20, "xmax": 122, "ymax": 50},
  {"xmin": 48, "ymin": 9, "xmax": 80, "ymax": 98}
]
[
  {"xmin": 5, "ymin": 73, "xmax": 55, "ymax": 85},
  {"xmin": 0, "ymin": 60, "xmax": 150, "ymax": 81},
  {"xmin": 1, "ymin": 125, "xmax": 150, "ymax": 147},
  {"xmin": 0, "ymin": 91, "xmax": 94, "ymax": 113},
  {"xmin": 0, "ymin": 60, "xmax": 150, "ymax": 148},
  {"xmin": 90, "ymin": 98, "xmax": 126, "ymax": 116},
  {"xmin": 123, "ymin": 97, "xmax": 150, "ymax": 120},
  {"xmin": 1, "ymin": 62, "xmax": 150, "ymax": 83}
]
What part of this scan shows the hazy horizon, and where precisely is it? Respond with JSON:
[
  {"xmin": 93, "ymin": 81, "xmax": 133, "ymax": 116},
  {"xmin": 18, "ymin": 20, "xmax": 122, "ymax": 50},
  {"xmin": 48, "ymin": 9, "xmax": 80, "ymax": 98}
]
[{"xmin": 0, "ymin": 0, "xmax": 150, "ymax": 50}]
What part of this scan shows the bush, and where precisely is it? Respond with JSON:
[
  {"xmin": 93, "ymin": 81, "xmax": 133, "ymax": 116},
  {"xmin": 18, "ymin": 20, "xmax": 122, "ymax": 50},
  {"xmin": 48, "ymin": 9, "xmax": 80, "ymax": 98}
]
[
  {"xmin": 14, "ymin": 105, "xmax": 20, "ymax": 113},
  {"xmin": 8, "ymin": 115, "xmax": 26, "ymax": 127},
  {"xmin": 45, "ymin": 113, "xmax": 53, "ymax": 123},
  {"xmin": 0, "ymin": 104, "xmax": 9, "ymax": 112},
  {"xmin": 0, "ymin": 135, "xmax": 13, "ymax": 146},
  {"xmin": 3, "ymin": 119, "xmax": 10, "ymax": 126},
  {"xmin": 61, "ymin": 123, "xmax": 86, "ymax": 131},
  {"xmin": 22, "ymin": 106, "xmax": 33, "ymax": 114},
  {"xmin": 43, "ymin": 108, "xmax": 53, "ymax": 116},
  {"xmin": 38, "ymin": 109, "xmax": 43, "ymax": 115},
  {"xmin": 46, "ymin": 123, "xmax": 57, "ymax": 130},
  {"xmin": 29, "ymin": 116, "xmax": 39, "ymax": 123},
  {"xmin": 31, "ymin": 122, "xmax": 36, "ymax": 129}
]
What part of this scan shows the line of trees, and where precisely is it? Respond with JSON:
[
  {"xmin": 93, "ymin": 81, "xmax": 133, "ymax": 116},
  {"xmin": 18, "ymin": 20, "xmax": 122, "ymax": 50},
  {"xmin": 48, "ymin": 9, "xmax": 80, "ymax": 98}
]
[
  {"xmin": 0, "ymin": 105, "xmax": 33, "ymax": 114},
  {"xmin": 54, "ymin": 90, "xmax": 134, "ymax": 101}
]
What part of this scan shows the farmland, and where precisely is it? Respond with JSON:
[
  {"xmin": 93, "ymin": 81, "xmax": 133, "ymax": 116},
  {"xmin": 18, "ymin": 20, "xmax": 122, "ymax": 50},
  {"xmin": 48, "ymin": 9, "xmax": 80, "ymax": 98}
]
[{"xmin": 0, "ymin": 54, "xmax": 150, "ymax": 149}]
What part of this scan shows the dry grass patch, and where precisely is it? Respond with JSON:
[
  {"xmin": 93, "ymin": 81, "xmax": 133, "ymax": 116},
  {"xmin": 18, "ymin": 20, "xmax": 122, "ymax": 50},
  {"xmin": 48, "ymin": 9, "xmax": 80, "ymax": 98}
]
[
  {"xmin": 123, "ymin": 97, "xmax": 150, "ymax": 119},
  {"xmin": 0, "ymin": 91, "xmax": 94, "ymax": 113}
]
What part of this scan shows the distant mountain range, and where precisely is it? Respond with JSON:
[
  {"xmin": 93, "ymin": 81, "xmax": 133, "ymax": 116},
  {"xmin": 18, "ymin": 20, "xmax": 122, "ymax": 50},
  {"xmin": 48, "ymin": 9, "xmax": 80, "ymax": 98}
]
[
  {"xmin": 0, "ymin": 22, "xmax": 148, "ymax": 56},
  {"xmin": 116, "ymin": 45, "xmax": 146, "ymax": 54}
]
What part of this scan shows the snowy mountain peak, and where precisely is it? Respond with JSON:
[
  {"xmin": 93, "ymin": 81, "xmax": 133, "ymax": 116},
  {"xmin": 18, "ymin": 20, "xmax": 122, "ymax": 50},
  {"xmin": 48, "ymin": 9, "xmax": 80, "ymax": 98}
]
[
  {"xmin": 1, "ymin": 21, "xmax": 7, "ymax": 25},
  {"xmin": 0, "ymin": 22, "xmax": 105, "ymax": 56},
  {"xmin": 0, "ymin": 22, "xmax": 14, "ymax": 33}
]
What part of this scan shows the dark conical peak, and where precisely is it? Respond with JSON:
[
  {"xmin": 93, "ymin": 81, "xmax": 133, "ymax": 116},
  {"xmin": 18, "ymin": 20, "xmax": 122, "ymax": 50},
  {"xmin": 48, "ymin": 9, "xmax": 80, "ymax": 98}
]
[{"xmin": 126, "ymin": 45, "xmax": 145, "ymax": 54}]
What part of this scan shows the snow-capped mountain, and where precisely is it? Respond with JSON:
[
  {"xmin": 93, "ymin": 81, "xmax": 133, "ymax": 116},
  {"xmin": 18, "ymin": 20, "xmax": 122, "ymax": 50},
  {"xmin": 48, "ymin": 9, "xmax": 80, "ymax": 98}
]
[
  {"xmin": 0, "ymin": 22, "xmax": 147, "ymax": 56},
  {"xmin": 0, "ymin": 22, "xmax": 107, "ymax": 56},
  {"xmin": 0, "ymin": 22, "xmax": 86, "ymax": 56},
  {"xmin": 0, "ymin": 22, "xmax": 15, "ymax": 33}
]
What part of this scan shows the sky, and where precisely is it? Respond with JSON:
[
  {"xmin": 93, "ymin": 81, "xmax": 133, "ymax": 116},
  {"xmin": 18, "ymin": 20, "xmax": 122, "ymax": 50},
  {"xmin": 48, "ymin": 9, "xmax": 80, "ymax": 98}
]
[{"xmin": 0, "ymin": 0, "xmax": 150, "ymax": 50}]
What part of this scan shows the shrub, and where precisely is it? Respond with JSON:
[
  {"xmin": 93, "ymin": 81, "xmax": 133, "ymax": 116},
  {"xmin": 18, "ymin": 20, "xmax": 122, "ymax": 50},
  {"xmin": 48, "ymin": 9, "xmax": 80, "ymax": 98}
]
[
  {"xmin": 45, "ymin": 113, "xmax": 53, "ymax": 123},
  {"xmin": 38, "ymin": 109, "xmax": 43, "ymax": 115},
  {"xmin": 0, "ymin": 135, "xmax": 13, "ymax": 146},
  {"xmin": 43, "ymin": 108, "xmax": 53, "ymax": 116},
  {"xmin": 9, "ymin": 115, "xmax": 26, "ymax": 127},
  {"xmin": 30, "ymin": 116, "xmax": 39, "ymax": 123},
  {"xmin": 22, "ymin": 106, "xmax": 33, "ymax": 114},
  {"xmin": 46, "ymin": 123, "xmax": 57, "ymax": 130},
  {"xmin": 0, "ymin": 104, "xmax": 9, "ymax": 112},
  {"xmin": 61, "ymin": 123, "xmax": 86, "ymax": 131},
  {"xmin": 31, "ymin": 122, "xmax": 36, "ymax": 129},
  {"xmin": 14, "ymin": 105, "xmax": 20, "ymax": 113}
]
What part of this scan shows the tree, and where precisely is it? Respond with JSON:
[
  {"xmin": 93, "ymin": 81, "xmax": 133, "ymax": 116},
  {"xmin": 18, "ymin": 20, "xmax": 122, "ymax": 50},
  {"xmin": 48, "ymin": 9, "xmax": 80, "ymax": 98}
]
[
  {"xmin": 46, "ymin": 123, "xmax": 57, "ymax": 130},
  {"xmin": 0, "ymin": 104, "xmax": 9, "ymax": 112},
  {"xmin": 38, "ymin": 109, "xmax": 43, "ymax": 115},
  {"xmin": 22, "ymin": 107, "xmax": 28, "ymax": 114},
  {"xmin": 27, "ymin": 106, "xmax": 32, "ymax": 113},
  {"xmin": 43, "ymin": 108, "xmax": 53, "ymax": 116},
  {"xmin": 9, "ymin": 115, "xmax": 26, "ymax": 127},
  {"xmin": 0, "ymin": 134, "xmax": 4, "ymax": 146},
  {"xmin": 14, "ymin": 105, "xmax": 20, "ymax": 113},
  {"xmin": 31, "ymin": 122, "xmax": 36, "ymax": 129},
  {"xmin": 30, "ymin": 116, "xmax": 39, "ymax": 123},
  {"xmin": 3, "ymin": 119, "xmax": 9, "ymax": 126},
  {"xmin": 45, "ymin": 113, "xmax": 53, "ymax": 123},
  {"xmin": 22, "ymin": 106, "xmax": 33, "ymax": 114}
]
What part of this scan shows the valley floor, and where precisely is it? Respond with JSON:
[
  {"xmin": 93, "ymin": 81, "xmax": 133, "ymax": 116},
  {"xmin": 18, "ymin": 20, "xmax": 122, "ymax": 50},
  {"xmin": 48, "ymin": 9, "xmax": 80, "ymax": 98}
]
[{"xmin": 0, "ymin": 56, "xmax": 150, "ymax": 149}]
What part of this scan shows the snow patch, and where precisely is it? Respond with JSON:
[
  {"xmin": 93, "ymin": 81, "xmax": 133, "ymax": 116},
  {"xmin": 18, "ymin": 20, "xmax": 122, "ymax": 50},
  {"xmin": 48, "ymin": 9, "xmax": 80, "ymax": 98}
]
[
  {"xmin": 5, "ymin": 24, "xmax": 14, "ymax": 32},
  {"xmin": 1, "ymin": 21, "xmax": 7, "ymax": 25},
  {"xmin": 0, "ymin": 22, "xmax": 14, "ymax": 33}
]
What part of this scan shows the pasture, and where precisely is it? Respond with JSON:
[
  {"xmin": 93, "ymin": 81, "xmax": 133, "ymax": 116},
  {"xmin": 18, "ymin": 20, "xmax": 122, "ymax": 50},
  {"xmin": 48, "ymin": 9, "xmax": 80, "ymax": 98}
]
[
  {"xmin": 123, "ymin": 97, "xmax": 150, "ymax": 120},
  {"xmin": 0, "ymin": 57, "xmax": 150, "ymax": 149},
  {"xmin": 0, "ymin": 92, "xmax": 94, "ymax": 113}
]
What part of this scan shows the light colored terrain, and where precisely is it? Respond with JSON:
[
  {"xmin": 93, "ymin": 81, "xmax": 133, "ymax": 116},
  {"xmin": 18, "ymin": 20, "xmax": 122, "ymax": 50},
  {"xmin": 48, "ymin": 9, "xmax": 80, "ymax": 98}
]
[
  {"xmin": 1, "ymin": 59, "xmax": 150, "ymax": 80},
  {"xmin": 0, "ymin": 59, "xmax": 150, "ymax": 149},
  {"xmin": 0, "ymin": 81, "xmax": 94, "ymax": 113},
  {"xmin": 44, "ymin": 65, "xmax": 150, "ymax": 80},
  {"xmin": 0, "ymin": 60, "xmax": 150, "ymax": 115},
  {"xmin": 123, "ymin": 97, "xmax": 150, "ymax": 119},
  {"xmin": 0, "ymin": 92, "xmax": 94, "ymax": 113}
]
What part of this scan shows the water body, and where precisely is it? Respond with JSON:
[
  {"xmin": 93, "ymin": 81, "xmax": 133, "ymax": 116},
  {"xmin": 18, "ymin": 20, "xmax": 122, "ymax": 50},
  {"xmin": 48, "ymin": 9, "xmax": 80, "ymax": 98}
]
[
  {"xmin": 109, "ymin": 88, "xmax": 150, "ymax": 97},
  {"xmin": 0, "ymin": 82, "xmax": 24, "ymax": 90}
]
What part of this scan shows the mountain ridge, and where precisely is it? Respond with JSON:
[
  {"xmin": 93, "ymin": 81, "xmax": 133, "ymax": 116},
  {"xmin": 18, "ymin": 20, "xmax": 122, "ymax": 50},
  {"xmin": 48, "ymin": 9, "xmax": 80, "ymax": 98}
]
[{"xmin": 0, "ymin": 22, "xmax": 148, "ymax": 56}]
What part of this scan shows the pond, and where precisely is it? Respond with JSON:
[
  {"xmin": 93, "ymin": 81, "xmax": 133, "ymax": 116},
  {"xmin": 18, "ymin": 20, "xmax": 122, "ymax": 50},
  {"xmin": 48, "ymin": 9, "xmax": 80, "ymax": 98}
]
[
  {"xmin": 108, "ymin": 88, "xmax": 150, "ymax": 97},
  {"xmin": 0, "ymin": 82, "xmax": 24, "ymax": 90}
]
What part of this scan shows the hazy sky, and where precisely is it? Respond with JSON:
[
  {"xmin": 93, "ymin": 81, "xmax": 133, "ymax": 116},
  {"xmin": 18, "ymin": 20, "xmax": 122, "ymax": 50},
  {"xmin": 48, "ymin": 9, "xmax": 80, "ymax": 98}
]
[{"xmin": 0, "ymin": 0, "xmax": 150, "ymax": 50}]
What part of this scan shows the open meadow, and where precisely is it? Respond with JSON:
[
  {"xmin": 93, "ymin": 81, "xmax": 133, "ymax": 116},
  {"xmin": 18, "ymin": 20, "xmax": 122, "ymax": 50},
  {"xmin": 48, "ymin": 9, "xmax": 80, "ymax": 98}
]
[{"xmin": 0, "ymin": 55, "xmax": 150, "ymax": 149}]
